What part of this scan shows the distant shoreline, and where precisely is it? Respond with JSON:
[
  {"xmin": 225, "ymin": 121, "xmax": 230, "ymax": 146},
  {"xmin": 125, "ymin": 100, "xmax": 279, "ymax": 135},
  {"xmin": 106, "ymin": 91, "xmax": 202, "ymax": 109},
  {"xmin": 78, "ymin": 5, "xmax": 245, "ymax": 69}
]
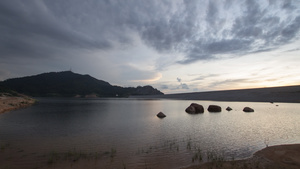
[
  {"xmin": 132, "ymin": 85, "xmax": 300, "ymax": 103},
  {"xmin": 0, "ymin": 93, "xmax": 36, "ymax": 114}
]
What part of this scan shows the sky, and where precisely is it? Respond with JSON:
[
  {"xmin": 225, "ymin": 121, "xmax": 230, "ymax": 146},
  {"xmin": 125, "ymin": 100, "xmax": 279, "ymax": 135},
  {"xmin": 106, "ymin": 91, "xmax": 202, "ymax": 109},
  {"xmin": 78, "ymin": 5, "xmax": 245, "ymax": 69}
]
[{"xmin": 0, "ymin": 0, "xmax": 300, "ymax": 94}]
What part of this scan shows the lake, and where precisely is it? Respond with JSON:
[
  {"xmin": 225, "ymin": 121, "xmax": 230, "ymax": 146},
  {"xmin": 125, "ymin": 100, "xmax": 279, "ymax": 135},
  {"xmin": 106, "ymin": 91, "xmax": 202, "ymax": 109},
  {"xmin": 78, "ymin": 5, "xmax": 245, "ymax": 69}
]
[{"xmin": 0, "ymin": 98, "xmax": 300, "ymax": 169}]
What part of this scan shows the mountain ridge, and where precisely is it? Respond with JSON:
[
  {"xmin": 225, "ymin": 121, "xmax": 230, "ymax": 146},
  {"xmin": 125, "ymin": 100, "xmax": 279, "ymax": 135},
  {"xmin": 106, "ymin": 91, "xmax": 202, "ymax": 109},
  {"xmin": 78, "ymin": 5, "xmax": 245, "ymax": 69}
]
[{"xmin": 0, "ymin": 71, "xmax": 164, "ymax": 97}]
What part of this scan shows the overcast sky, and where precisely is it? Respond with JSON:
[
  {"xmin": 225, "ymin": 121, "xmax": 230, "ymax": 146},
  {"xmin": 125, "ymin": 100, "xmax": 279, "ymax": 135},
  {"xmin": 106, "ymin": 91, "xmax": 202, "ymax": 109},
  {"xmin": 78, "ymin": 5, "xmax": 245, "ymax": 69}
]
[{"xmin": 1, "ymin": 0, "xmax": 300, "ymax": 93}]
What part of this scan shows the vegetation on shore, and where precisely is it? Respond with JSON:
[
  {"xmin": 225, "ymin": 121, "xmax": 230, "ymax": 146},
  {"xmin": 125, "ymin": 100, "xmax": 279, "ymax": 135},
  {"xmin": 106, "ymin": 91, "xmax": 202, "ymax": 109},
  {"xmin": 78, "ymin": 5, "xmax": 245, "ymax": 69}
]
[{"xmin": 0, "ymin": 71, "xmax": 164, "ymax": 97}]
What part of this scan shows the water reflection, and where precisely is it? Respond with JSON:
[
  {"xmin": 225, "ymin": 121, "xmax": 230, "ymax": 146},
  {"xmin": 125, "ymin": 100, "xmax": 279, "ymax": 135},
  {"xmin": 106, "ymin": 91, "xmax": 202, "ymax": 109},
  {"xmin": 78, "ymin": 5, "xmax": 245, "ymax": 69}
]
[{"xmin": 0, "ymin": 98, "xmax": 299, "ymax": 168}]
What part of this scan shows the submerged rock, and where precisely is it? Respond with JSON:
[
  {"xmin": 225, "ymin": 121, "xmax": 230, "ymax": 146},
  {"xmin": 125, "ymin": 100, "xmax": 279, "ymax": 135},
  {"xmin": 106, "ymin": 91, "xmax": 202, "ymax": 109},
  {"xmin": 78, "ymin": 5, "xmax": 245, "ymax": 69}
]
[
  {"xmin": 208, "ymin": 105, "xmax": 222, "ymax": 112},
  {"xmin": 226, "ymin": 106, "xmax": 233, "ymax": 111},
  {"xmin": 157, "ymin": 112, "xmax": 166, "ymax": 118},
  {"xmin": 185, "ymin": 103, "xmax": 204, "ymax": 114},
  {"xmin": 243, "ymin": 107, "xmax": 254, "ymax": 112}
]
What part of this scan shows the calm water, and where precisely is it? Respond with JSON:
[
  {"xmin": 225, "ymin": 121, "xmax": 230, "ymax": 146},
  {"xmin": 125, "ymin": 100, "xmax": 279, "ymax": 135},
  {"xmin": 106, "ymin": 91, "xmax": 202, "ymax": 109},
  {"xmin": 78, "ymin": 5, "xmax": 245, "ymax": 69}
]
[{"xmin": 0, "ymin": 98, "xmax": 300, "ymax": 168}]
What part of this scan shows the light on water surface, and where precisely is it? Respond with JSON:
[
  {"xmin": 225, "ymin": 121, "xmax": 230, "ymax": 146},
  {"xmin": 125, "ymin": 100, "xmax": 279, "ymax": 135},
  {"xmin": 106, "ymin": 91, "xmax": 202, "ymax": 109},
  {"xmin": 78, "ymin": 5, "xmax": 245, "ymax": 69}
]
[{"xmin": 0, "ymin": 98, "xmax": 299, "ymax": 169}]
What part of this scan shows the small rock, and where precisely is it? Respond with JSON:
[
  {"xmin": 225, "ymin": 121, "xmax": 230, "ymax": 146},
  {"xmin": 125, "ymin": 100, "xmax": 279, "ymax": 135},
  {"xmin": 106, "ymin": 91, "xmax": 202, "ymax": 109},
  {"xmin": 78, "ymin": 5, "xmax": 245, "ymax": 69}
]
[
  {"xmin": 226, "ymin": 107, "xmax": 232, "ymax": 111},
  {"xmin": 243, "ymin": 107, "xmax": 254, "ymax": 112},
  {"xmin": 208, "ymin": 105, "xmax": 222, "ymax": 112},
  {"xmin": 157, "ymin": 112, "xmax": 166, "ymax": 118}
]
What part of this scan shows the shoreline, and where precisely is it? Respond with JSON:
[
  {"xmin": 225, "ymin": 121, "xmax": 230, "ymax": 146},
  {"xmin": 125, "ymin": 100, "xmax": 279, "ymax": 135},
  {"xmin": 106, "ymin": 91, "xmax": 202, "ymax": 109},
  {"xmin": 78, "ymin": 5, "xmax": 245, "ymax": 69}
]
[
  {"xmin": 0, "ymin": 143, "xmax": 299, "ymax": 169},
  {"xmin": 183, "ymin": 144, "xmax": 300, "ymax": 169},
  {"xmin": 0, "ymin": 93, "xmax": 36, "ymax": 114},
  {"xmin": 132, "ymin": 85, "xmax": 300, "ymax": 103}
]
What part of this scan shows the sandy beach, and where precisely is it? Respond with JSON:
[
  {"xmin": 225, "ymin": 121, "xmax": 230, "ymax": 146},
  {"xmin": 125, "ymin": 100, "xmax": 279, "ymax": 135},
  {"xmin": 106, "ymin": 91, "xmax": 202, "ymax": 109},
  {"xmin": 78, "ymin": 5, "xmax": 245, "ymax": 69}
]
[
  {"xmin": 0, "ymin": 93, "xmax": 36, "ymax": 114},
  {"xmin": 183, "ymin": 144, "xmax": 300, "ymax": 169}
]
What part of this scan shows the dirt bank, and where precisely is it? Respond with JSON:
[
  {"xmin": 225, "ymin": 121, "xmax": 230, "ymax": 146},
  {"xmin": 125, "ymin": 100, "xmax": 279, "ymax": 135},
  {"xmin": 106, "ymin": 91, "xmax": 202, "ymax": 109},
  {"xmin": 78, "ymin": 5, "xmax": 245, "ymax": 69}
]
[
  {"xmin": 0, "ymin": 93, "xmax": 36, "ymax": 114},
  {"xmin": 183, "ymin": 144, "xmax": 300, "ymax": 169},
  {"xmin": 1, "ymin": 144, "xmax": 299, "ymax": 169}
]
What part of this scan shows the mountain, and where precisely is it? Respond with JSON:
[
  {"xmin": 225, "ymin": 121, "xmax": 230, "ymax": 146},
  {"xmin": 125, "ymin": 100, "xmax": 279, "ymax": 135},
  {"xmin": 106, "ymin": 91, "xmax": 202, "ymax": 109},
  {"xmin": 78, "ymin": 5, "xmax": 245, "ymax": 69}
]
[{"xmin": 0, "ymin": 71, "xmax": 164, "ymax": 97}]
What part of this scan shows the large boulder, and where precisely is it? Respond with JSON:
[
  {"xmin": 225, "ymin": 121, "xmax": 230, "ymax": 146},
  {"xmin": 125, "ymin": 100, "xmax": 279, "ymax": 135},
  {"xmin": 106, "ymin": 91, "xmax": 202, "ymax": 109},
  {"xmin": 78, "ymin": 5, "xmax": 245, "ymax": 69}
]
[
  {"xmin": 207, "ymin": 105, "xmax": 222, "ymax": 112},
  {"xmin": 243, "ymin": 107, "xmax": 254, "ymax": 112},
  {"xmin": 157, "ymin": 112, "xmax": 166, "ymax": 118},
  {"xmin": 185, "ymin": 103, "xmax": 204, "ymax": 114},
  {"xmin": 191, "ymin": 103, "xmax": 204, "ymax": 113}
]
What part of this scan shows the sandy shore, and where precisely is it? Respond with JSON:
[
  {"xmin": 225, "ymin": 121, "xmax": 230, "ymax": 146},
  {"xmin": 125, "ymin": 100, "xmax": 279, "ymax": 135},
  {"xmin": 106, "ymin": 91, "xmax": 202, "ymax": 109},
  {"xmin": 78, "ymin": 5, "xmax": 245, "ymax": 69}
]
[
  {"xmin": 183, "ymin": 144, "xmax": 300, "ymax": 169},
  {"xmin": 0, "ymin": 143, "xmax": 299, "ymax": 169},
  {"xmin": 0, "ymin": 93, "xmax": 36, "ymax": 114}
]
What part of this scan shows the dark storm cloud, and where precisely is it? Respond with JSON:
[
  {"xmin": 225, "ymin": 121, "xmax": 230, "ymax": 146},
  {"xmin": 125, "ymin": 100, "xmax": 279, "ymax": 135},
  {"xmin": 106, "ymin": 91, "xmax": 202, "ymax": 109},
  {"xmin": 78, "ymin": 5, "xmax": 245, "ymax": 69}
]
[
  {"xmin": 132, "ymin": 0, "xmax": 300, "ymax": 65},
  {"xmin": 0, "ymin": 1, "xmax": 111, "ymax": 60},
  {"xmin": 230, "ymin": 0, "xmax": 300, "ymax": 47},
  {"xmin": 1, "ymin": 0, "xmax": 300, "ymax": 69},
  {"xmin": 206, "ymin": 1, "xmax": 220, "ymax": 28},
  {"xmin": 176, "ymin": 0, "xmax": 300, "ymax": 64},
  {"xmin": 139, "ymin": 1, "xmax": 195, "ymax": 52},
  {"xmin": 280, "ymin": 16, "xmax": 300, "ymax": 41},
  {"xmin": 281, "ymin": 0, "xmax": 296, "ymax": 10}
]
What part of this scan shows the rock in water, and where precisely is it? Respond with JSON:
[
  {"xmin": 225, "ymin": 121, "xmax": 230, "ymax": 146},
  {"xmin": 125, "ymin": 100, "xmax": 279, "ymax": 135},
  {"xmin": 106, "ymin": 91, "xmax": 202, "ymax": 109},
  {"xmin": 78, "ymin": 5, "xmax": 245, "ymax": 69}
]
[
  {"xmin": 185, "ymin": 103, "xmax": 204, "ymax": 114},
  {"xmin": 191, "ymin": 103, "xmax": 204, "ymax": 113},
  {"xmin": 226, "ymin": 106, "xmax": 233, "ymax": 111},
  {"xmin": 243, "ymin": 107, "xmax": 254, "ymax": 112},
  {"xmin": 157, "ymin": 112, "xmax": 166, "ymax": 118},
  {"xmin": 185, "ymin": 105, "xmax": 195, "ymax": 113},
  {"xmin": 207, "ymin": 105, "xmax": 222, "ymax": 112}
]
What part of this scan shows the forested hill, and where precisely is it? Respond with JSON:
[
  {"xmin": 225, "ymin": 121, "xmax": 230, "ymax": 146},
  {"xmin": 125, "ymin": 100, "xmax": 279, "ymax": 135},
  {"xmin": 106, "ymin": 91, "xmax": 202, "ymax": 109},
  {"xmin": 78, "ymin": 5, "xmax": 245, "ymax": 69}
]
[{"xmin": 0, "ymin": 71, "xmax": 164, "ymax": 97}]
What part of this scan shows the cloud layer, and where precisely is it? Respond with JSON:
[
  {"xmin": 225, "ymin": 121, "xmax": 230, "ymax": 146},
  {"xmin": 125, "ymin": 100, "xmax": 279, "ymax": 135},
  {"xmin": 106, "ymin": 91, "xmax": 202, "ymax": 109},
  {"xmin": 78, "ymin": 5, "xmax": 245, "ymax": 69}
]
[
  {"xmin": 1, "ymin": 0, "xmax": 300, "ymax": 91},
  {"xmin": 2, "ymin": 1, "xmax": 299, "ymax": 61}
]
